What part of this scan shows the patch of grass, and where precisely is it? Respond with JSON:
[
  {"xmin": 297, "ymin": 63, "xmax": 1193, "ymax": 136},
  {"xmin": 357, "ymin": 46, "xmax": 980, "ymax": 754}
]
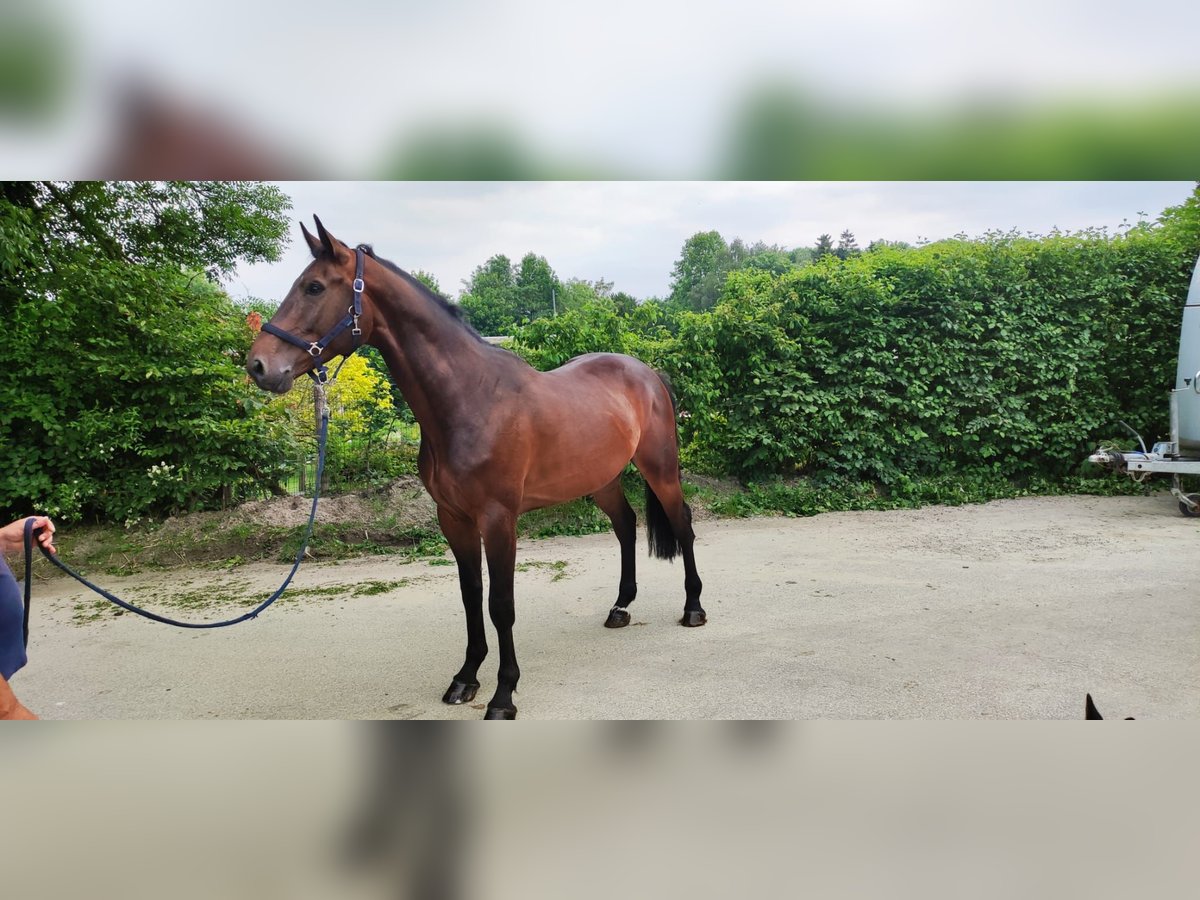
[
  {"xmin": 285, "ymin": 584, "xmax": 348, "ymax": 598},
  {"xmin": 161, "ymin": 586, "xmax": 245, "ymax": 610},
  {"xmin": 67, "ymin": 577, "xmax": 417, "ymax": 626},
  {"xmin": 707, "ymin": 471, "xmax": 1163, "ymax": 518},
  {"xmin": 519, "ymin": 498, "xmax": 612, "ymax": 538},
  {"xmin": 515, "ymin": 560, "xmax": 570, "ymax": 581},
  {"xmin": 68, "ymin": 585, "xmax": 247, "ymax": 623},
  {"xmin": 352, "ymin": 579, "xmax": 410, "ymax": 596},
  {"xmin": 276, "ymin": 523, "xmax": 447, "ymax": 563},
  {"xmin": 426, "ymin": 558, "xmax": 456, "ymax": 567},
  {"xmin": 72, "ymin": 598, "xmax": 120, "ymax": 624},
  {"xmin": 286, "ymin": 578, "xmax": 411, "ymax": 600}
]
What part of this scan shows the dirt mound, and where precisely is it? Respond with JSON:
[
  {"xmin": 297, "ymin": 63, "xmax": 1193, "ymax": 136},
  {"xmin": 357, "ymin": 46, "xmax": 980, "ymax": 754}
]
[
  {"xmin": 222, "ymin": 477, "xmax": 437, "ymax": 531},
  {"xmin": 101, "ymin": 476, "xmax": 445, "ymax": 569}
]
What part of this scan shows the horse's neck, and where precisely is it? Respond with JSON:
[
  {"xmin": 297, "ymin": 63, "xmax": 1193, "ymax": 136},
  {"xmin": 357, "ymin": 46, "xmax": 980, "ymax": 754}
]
[{"xmin": 370, "ymin": 280, "xmax": 497, "ymax": 433}]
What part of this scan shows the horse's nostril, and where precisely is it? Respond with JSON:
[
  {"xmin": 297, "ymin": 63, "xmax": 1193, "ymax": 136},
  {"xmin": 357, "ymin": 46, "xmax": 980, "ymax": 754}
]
[{"xmin": 250, "ymin": 357, "xmax": 266, "ymax": 377}]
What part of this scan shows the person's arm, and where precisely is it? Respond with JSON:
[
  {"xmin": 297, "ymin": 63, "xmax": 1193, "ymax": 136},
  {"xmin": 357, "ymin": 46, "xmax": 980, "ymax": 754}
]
[{"xmin": 0, "ymin": 516, "xmax": 53, "ymax": 720}]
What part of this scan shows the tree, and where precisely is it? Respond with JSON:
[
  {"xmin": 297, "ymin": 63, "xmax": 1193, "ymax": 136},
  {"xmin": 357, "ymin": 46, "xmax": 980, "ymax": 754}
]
[
  {"xmin": 410, "ymin": 269, "xmax": 443, "ymax": 295},
  {"xmin": 611, "ymin": 290, "xmax": 638, "ymax": 315},
  {"xmin": 0, "ymin": 181, "xmax": 294, "ymax": 522},
  {"xmin": 514, "ymin": 252, "xmax": 560, "ymax": 321},
  {"xmin": 458, "ymin": 254, "xmax": 518, "ymax": 334},
  {"xmin": 464, "ymin": 253, "xmax": 515, "ymax": 297},
  {"xmin": 556, "ymin": 278, "xmax": 600, "ymax": 314},
  {"xmin": 556, "ymin": 277, "xmax": 627, "ymax": 315},
  {"xmin": 789, "ymin": 246, "xmax": 815, "ymax": 266},
  {"xmin": 458, "ymin": 252, "xmax": 565, "ymax": 330},
  {"xmin": 282, "ymin": 354, "xmax": 392, "ymax": 440},
  {"xmin": 4, "ymin": 181, "xmax": 290, "ymax": 282},
  {"xmin": 813, "ymin": 233, "xmax": 835, "ymax": 261},
  {"xmin": 669, "ymin": 230, "xmax": 733, "ymax": 310},
  {"xmin": 744, "ymin": 249, "xmax": 794, "ymax": 276},
  {"xmin": 835, "ymin": 229, "xmax": 860, "ymax": 260},
  {"xmin": 728, "ymin": 237, "xmax": 750, "ymax": 268},
  {"xmin": 866, "ymin": 239, "xmax": 914, "ymax": 252}
]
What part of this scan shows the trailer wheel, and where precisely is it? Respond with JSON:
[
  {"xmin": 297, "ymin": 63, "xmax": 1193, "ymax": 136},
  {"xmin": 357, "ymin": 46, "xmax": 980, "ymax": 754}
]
[{"xmin": 1179, "ymin": 493, "xmax": 1200, "ymax": 517}]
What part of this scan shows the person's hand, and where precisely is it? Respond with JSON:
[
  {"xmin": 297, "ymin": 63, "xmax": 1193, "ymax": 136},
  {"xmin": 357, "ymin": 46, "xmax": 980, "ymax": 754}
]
[{"xmin": 0, "ymin": 516, "xmax": 56, "ymax": 557}]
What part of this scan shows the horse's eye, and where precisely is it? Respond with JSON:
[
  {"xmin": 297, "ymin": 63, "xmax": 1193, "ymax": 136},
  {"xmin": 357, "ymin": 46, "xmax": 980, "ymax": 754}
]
[{"xmin": 305, "ymin": 281, "xmax": 324, "ymax": 296}]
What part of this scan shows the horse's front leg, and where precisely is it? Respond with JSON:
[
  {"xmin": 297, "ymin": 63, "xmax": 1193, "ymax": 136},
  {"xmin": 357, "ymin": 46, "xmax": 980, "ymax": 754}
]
[
  {"xmin": 438, "ymin": 507, "xmax": 486, "ymax": 706},
  {"xmin": 480, "ymin": 508, "xmax": 520, "ymax": 720}
]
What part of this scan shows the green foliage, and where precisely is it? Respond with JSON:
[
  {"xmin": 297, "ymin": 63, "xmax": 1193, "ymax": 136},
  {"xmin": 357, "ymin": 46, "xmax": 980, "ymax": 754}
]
[
  {"xmin": 459, "ymin": 251, "xmax": 564, "ymax": 332},
  {"xmin": 670, "ymin": 230, "xmax": 733, "ymax": 310},
  {"xmin": 509, "ymin": 297, "xmax": 674, "ymax": 373},
  {"xmin": 278, "ymin": 523, "xmax": 446, "ymax": 562},
  {"xmin": 409, "ymin": 269, "xmax": 442, "ymax": 295},
  {"xmin": 458, "ymin": 253, "xmax": 517, "ymax": 334},
  {"xmin": 10, "ymin": 180, "xmax": 1198, "ymax": 532},
  {"xmin": 834, "ymin": 229, "xmax": 860, "ymax": 260},
  {"xmin": 507, "ymin": 187, "xmax": 1200, "ymax": 502},
  {"xmin": 668, "ymin": 220, "xmax": 1197, "ymax": 483},
  {"xmin": 275, "ymin": 351, "xmax": 407, "ymax": 489},
  {"xmin": 744, "ymin": 249, "xmax": 794, "ymax": 276},
  {"xmin": 0, "ymin": 181, "xmax": 294, "ymax": 523},
  {"xmin": 709, "ymin": 471, "xmax": 1150, "ymax": 518},
  {"xmin": 515, "ymin": 252, "xmax": 560, "ymax": 321}
]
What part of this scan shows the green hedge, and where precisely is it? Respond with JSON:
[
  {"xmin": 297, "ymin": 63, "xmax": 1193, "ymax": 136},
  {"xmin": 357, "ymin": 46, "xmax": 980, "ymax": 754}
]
[{"xmin": 511, "ymin": 199, "xmax": 1200, "ymax": 487}]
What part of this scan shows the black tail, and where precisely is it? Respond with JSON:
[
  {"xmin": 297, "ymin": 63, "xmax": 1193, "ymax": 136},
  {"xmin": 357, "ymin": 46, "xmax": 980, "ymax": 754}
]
[
  {"xmin": 645, "ymin": 482, "xmax": 681, "ymax": 561},
  {"xmin": 645, "ymin": 368, "xmax": 687, "ymax": 561}
]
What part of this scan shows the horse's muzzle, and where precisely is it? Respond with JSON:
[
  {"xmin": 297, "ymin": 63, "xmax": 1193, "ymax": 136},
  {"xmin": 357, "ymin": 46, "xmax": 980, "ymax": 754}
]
[{"xmin": 247, "ymin": 355, "xmax": 295, "ymax": 394}]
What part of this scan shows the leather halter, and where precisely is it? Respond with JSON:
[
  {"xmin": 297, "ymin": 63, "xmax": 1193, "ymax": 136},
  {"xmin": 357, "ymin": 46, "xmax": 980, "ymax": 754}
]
[{"xmin": 261, "ymin": 245, "xmax": 366, "ymax": 384}]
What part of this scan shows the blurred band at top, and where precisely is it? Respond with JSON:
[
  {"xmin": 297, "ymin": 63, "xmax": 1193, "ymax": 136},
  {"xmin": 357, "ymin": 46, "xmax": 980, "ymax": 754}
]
[{"xmin": 2, "ymin": 0, "xmax": 1199, "ymax": 180}]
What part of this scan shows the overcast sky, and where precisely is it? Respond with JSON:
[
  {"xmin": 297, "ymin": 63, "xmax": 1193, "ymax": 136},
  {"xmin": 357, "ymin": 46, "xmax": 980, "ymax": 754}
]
[{"xmin": 231, "ymin": 182, "xmax": 1195, "ymax": 304}]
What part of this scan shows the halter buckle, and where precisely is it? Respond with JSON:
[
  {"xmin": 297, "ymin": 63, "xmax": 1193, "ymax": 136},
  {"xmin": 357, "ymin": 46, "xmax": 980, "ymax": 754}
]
[
  {"xmin": 312, "ymin": 366, "xmax": 330, "ymax": 385},
  {"xmin": 308, "ymin": 342, "xmax": 323, "ymax": 357},
  {"xmin": 352, "ymin": 278, "xmax": 364, "ymax": 293}
]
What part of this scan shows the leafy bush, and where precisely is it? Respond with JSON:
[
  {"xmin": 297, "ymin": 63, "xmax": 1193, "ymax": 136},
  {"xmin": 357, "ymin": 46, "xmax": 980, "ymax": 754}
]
[
  {"xmin": 666, "ymin": 223, "xmax": 1196, "ymax": 483},
  {"xmin": 1, "ymin": 181, "xmax": 294, "ymax": 523},
  {"xmin": 508, "ymin": 190, "xmax": 1200, "ymax": 495}
]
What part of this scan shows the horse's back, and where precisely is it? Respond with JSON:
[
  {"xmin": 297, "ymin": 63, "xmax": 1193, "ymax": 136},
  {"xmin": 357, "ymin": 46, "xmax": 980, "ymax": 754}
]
[{"xmin": 544, "ymin": 351, "xmax": 665, "ymax": 394}]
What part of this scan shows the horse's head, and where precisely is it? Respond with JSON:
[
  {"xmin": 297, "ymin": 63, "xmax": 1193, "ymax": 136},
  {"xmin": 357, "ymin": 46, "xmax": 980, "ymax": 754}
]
[{"xmin": 247, "ymin": 216, "xmax": 371, "ymax": 393}]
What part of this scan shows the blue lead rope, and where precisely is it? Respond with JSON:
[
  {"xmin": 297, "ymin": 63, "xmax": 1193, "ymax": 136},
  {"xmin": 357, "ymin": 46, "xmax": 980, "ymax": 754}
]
[{"xmin": 22, "ymin": 404, "xmax": 330, "ymax": 636}]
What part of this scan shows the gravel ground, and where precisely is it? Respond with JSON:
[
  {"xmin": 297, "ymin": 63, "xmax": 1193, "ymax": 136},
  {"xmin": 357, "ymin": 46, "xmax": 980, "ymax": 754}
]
[{"xmin": 15, "ymin": 493, "xmax": 1199, "ymax": 719}]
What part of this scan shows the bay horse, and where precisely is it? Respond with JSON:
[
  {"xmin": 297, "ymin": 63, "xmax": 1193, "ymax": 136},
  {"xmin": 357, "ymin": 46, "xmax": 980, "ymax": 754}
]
[{"xmin": 247, "ymin": 217, "xmax": 705, "ymax": 719}]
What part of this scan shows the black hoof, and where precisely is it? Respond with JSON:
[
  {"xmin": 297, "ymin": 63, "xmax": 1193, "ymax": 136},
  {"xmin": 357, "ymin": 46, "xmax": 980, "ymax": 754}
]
[
  {"xmin": 680, "ymin": 609, "xmax": 707, "ymax": 627},
  {"xmin": 442, "ymin": 680, "xmax": 480, "ymax": 705},
  {"xmin": 604, "ymin": 606, "xmax": 631, "ymax": 628},
  {"xmin": 484, "ymin": 705, "xmax": 517, "ymax": 720}
]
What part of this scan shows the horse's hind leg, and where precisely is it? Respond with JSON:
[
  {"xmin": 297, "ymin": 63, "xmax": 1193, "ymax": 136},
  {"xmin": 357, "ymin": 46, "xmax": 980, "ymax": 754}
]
[
  {"xmin": 593, "ymin": 476, "xmax": 638, "ymax": 628},
  {"xmin": 637, "ymin": 455, "xmax": 705, "ymax": 627},
  {"xmin": 438, "ymin": 507, "xmax": 487, "ymax": 706}
]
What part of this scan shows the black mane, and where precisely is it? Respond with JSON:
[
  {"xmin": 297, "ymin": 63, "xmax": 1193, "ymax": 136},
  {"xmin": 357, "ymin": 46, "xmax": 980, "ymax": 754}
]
[{"xmin": 358, "ymin": 244, "xmax": 484, "ymax": 341}]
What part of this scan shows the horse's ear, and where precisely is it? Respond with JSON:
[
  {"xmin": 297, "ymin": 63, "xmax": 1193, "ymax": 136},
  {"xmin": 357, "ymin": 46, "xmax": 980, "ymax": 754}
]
[
  {"xmin": 1085, "ymin": 694, "xmax": 1103, "ymax": 720},
  {"xmin": 312, "ymin": 215, "xmax": 347, "ymax": 261},
  {"xmin": 300, "ymin": 221, "xmax": 323, "ymax": 258}
]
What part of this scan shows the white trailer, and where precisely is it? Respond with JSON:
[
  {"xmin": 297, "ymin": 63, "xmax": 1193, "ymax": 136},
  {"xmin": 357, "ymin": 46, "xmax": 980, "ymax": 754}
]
[{"xmin": 1088, "ymin": 253, "xmax": 1200, "ymax": 516}]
